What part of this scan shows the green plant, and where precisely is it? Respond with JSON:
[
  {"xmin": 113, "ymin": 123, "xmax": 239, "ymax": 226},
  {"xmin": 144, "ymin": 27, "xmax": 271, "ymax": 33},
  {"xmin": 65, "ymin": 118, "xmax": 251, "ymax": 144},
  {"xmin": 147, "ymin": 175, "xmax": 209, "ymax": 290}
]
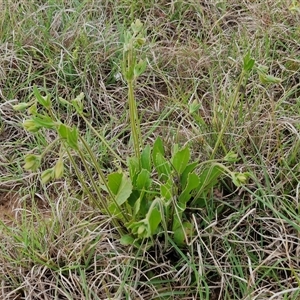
[
  {"xmin": 122, "ymin": 19, "xmax": 147, "ymax": 162},
  {"xmin": 15, "ymin": 86, "xmax": 248, "ymax": 247},
  {"xmin": 14, "ymin": 21, "xmax": 250, "ymax": 249}
]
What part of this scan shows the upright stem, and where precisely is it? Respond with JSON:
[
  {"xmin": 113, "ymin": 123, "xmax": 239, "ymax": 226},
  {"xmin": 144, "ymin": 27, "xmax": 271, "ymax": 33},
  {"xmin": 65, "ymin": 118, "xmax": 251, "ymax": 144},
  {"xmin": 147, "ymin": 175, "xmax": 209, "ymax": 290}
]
[
  {"xmin": 210, "ymin": 70, "xmax": 246, "ymax": 159},
  {"xmin": 128, "ymin": 78, "xmax": 141, "ymax": 162}
]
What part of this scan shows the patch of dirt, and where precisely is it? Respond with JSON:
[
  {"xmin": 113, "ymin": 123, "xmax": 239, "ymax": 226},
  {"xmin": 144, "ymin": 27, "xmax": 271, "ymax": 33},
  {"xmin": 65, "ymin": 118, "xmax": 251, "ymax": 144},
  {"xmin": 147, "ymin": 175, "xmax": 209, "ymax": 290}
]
[
  {"xmin": 0, "ymin": 191, "xmax": 51, "ymax": 224},
  {"xmin": 0, "ymin": 191, "xmax": 19, "ymax": 223}
]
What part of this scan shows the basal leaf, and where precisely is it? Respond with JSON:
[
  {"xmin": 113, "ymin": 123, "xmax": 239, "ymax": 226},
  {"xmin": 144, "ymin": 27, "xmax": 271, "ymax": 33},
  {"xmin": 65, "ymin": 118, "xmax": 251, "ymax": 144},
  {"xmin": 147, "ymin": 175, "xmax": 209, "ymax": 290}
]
[
  {"xmin": 141, "ymin": 144, "xmax": 151, "ymax": 172},
  {"xmin": 120, "ymin": 235, "xmax": 135, "ymax": 246},
  {"xmin": 154, "ymin": 152, "xmax": 171, "ymax": 181},
  {"xmin": 181, "ymin": 162, "xmax": 198, "ymax": 187},
  {"xmin": 107, "ymin": 172, "xmax": 133, "ymax": 206},
  {"xmin": 160, "ymin": 179, "xmax": 173, "ymax": 201},
  {"xmin": 128, "ymin": 156, "xmax": 139, "ymax": 183},
  {"xmin": 152, "ymin": 137, "xmax": 165, "ymax": 162},
  {"xmin": 171, "ymin": 146, "xmax": 190, "ymax": 175},
  {"xmin": 146, "ymin": 206, "xmax": 162, "ymax": 235},
  {"xmin": 136, "ymin": 169, "xmax": 152, "ymax": 190},
  {"xmin": 178, "ymin": 172, "xmax": 200, "ymax": 204}
]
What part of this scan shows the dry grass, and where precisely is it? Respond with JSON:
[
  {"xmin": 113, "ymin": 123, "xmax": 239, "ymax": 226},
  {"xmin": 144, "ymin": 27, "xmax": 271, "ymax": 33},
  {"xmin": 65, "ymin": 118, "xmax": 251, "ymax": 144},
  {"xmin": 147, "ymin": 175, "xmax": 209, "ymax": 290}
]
[{"xmin": 1, "ymin": 0, "xmax": 300, "ymax": 299}]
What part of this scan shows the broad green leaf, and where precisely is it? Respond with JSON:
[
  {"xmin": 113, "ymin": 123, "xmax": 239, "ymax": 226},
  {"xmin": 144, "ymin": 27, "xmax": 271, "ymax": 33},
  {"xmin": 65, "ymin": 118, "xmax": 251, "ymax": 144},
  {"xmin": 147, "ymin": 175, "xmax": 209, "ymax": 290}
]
[
  {"xmin": 128, "ymin": 156, "xmax": 139, "ymax": 183},
  {"xmin": 141, "ymin": 144, "xmax": 151, "ymax": 172},
  {"xmin": 152, "ymin": 137, "xmax": 165, "ymax": 162},
  {"xmin": 154, "ymin": 152, "xmax": 171, "ymax": 181},
  {"xmin": 146, "ymin": 206, "xmax": 161, "ymax": 235},
  {"xmin": 136, "ymin": 169, "xmax": 152, "ymax": 190},
  {"xmin": 171, "ymin": 146, "xmax": 190, "ymax": 175},
  {"xmin": 108, "ymin": 202, "xmax": 121, "ymax": 217},
  {"xmin": 181, "ymin": 162, "xmax": 198, "ymax": 187},
  {"xmin": 173, "ymin": 226, "xmax": 185, "ymax": 247},
  {"xmin": 173, "ymin": 221, "xmax": 193, "ymax": 247},
  {"xmin": 199, "ymin": 164, "xmax": 224, "ymax": 188},
  {"xmin": 160, "ymin": 179, "xmax": 173, "ymax": 201},
  {"xmin": 133, "ymin": 196, "xmax": 142, "ymax": 216},
  {"xmin": 127, "ymin": 189, "xmax": 140, "ymax": 207},
  {"xmin": 53, "ymin": 159, "xmax": 64, "ymax": 179},
  {"xmin": 107, "ymin": 172, "xmax": 133, "ymax": 206},
  {"xmin": 193, "ymin": 164, "xmax": 224, "ymax": 202},
  {"xmin": 57, "ymin": 124, "xmax": 68, "ymax": 139},
  {"xmin": 178, "ymin": 172, "xmax": 200, "ymax": 204},
  {"xmin": 120, "ymin": 235, "xmax": 135, "ymax": 246},
  {"xmin": 67, "ymin": 126, "xmax": 79, "ymax": 150},
  {"xmin": 33, "ymin": 85, "xmax": 51, "ymax": 108}
]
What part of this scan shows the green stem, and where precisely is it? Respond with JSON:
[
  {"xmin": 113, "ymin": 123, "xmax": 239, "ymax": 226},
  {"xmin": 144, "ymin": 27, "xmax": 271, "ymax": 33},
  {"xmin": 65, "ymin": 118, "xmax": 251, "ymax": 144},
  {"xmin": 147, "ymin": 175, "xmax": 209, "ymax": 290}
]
[
  {"xmin": 79, "ymin": 136, "xmax": 129, "ymax": 223},
  {"xmin": 128, "ymin": 78, "xmax": 141, "ymax": 162},
  {"xmin": 66, "ymin": 143, "xmax": 125, "ymax": 235},
  {"xmin": 80, "ymin": 114, "xmax": 126, "ymax": 165},
  {"xmin": 210, "ymin": 70, "xmax": 246, "ymax": 159}
]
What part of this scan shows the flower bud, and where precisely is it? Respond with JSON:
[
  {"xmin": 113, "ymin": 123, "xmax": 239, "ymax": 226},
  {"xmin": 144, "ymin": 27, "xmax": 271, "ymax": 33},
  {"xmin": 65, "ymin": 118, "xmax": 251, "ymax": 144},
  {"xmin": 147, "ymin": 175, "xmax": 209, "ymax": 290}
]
[
  {"xmin": 24, "ymin": 154, "xmax": 41, "ymax": 171},
  {"xmin": 41, "ymin": 168, "xmax": 54, "ymax": 184},
  {"xmin": 53, "ymin": 159, "xmax": 64, "ymax": 179},
  {"xmin": 12, "ymin": 102, "xmax": 29, "ymax": 111}
]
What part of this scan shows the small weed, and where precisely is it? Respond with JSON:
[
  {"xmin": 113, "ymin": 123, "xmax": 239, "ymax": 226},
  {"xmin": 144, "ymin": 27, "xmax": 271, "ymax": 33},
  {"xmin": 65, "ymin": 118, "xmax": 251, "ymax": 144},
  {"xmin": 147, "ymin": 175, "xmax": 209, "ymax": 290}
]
[{"xmin": 14, "ymin": 21, "xmax": 251, "ymax": 250}]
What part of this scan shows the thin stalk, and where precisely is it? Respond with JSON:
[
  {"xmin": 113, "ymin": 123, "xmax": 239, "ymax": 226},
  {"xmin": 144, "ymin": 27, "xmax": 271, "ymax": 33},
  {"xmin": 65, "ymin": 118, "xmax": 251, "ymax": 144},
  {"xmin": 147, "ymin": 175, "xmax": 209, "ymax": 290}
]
[
  {"xmin": 80, "ymin": 114, "xmax": 126, "ymax": 165},
  {"xmin": 65, "ymin": 143, "xmax": 125, "ymax": 235},
  {"xmin": 65, "ymin": 146, "xmax": 101, "ymax": 208},
  {"xmin": 210, "ymin": 70, "xmax": 246, "ymax": 159},
  {"xmin": 128, "ymin": 78, "xmax": 141, "ymax": 162},
  {"xmin": 79, "ymin": 136, "xmax": 129, "ymax": 223}
]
